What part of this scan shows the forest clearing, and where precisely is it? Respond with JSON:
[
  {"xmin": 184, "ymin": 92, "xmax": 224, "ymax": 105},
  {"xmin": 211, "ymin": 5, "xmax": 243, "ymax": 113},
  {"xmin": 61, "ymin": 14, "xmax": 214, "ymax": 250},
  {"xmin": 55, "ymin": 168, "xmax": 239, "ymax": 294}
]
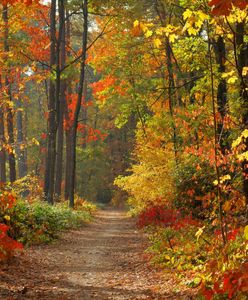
[{"xmin": 0, "ymin": 0, "xmax": 248, "ymax": 299}]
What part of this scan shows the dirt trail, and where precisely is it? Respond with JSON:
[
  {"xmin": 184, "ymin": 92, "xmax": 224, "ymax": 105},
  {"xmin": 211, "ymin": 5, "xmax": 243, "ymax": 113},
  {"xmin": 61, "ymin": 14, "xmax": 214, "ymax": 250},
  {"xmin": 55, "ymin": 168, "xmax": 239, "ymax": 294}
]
[{"xmin": 0, "ymin": 209, "xmax": 192, "ymax": 299}]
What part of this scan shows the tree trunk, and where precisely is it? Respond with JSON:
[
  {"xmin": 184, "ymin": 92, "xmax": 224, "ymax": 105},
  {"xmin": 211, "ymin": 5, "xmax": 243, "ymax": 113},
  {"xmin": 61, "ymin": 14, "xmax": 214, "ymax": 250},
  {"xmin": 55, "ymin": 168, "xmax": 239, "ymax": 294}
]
[
  {"xmin": 16, "ymin": 99, "xmax": 28, "ymax": 178},
  {"xmin": 213, "ymin": 36, "xmax": 229, "ymax": 154},
  {"xmin": 3, "ymin": 4, "xmax": 16, "ymax": 182},
  {"xmin": 236, "ymin": 22, "xmax": 248, "ymax": 208},
  {"xmin": 64, "ymin": 129, "xmax": 72, "ymax": 200},
  {"xmin": 68, "ymin": 0, "xmax": 88, "ymax": 208},
  {"xmin": 44, "ymin": 0, "xmax": 57, "ymax": 204},
  {"xmin": 154, "ymin": 0, "xmax": 178, "ymax": 161},
  {"xmin": 64, "ymin": 10, "xmax": 72, "ymax": 201},
  {"xmin": 165, "ymin": 38, "xmax": 178, "ymax": 159},
  {"xmin": 0, "ymin": 95, "xmax": 6, "ymax": 183},
  {"xmin": 55, "ymin": 0, "xmax": 66, "ymax": 198},
  {"xmin": 82, "ymin": 81, "xmax": 88, "ymax": 149}
]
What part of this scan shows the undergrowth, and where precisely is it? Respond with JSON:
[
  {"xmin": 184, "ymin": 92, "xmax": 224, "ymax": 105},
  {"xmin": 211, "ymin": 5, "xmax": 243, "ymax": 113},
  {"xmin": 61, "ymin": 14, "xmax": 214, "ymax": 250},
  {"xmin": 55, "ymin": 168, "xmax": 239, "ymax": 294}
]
[{"xmin": 1, "ymin": 196, "xmax": 97, "ymax": 247}]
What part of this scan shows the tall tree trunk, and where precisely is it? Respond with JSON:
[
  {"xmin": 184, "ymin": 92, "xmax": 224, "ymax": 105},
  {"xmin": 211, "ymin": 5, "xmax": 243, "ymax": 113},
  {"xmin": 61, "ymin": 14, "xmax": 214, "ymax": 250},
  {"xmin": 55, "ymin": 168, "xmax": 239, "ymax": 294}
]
[
  {"xmin": 6, "ymin": 87, "xmax": 16, "ymax": 182},
  {"xmin": 55, "ymin": 0, "xmax": 66, "ymax": 198},
  {"xmin": 3, "ymin": 4, "xmax": 16, "ymax": 182},
  {"xmin": 0, "ymin": 92, "xmax": 6, "ymax": 183},
  {"xmin": 16, "ymin": 99, "xmax": 28, "ymax": 178},
  {"xmin": 154, "ymin": 0, "xmax": 178, "ymax": 162},
  {"xmin": 82, "ymin": 80, "xmax": 88, "ymax": 149},
  {"xmin": 213, "ymin": 36, "xmax": 229, "ymax": 154},
  {"xmin": 64, "ymin": 129, "xmax": 72, "ymax": 200},
  {"xmin": 236, "ymin": 22, "xmax": 248, "ymax": 208},
  {"xmin": 64, "ymin": 9, "xmax": 72, "ymax": 201},
  {"xmin": 68, "ymin": 0, "xmax": 88, "ymax": 207},
  {"xmin": 165, "ymin": 38, "xmax": 178, "ymax": 161},
  {"xmin": 44, "ymin": 0, "xmax": 57, "ymax": 204}
]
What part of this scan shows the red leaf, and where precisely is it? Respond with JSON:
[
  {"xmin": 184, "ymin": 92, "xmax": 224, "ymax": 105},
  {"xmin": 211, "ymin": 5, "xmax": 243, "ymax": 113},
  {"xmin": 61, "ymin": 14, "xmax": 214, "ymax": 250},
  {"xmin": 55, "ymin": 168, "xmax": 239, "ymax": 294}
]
[{"xmin": 209, "ymin": 0, "xmax": 248, "ymax": 16}]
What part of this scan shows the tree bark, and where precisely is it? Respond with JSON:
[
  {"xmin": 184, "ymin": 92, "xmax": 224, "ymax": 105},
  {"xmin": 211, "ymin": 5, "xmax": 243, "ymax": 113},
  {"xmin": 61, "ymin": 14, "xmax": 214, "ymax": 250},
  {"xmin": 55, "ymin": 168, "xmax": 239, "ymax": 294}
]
[
  {"xmin": 213, "ymin": 36, "xmax": 229, "ymax": 154},
  {"xmin": 44, "ymin": 0, "xmax": 57, "ymax": 204},
  {"xmin": 64, "ymin": 129, "xmax": 72, "ymax": 200},
  {"xmin": 64, "ymin": 9, "xmax": 72, "ymax": 201},
  {"xmin": 55, "ymin": 0, "xmax": 66, "ymax": 198},
  {"xmin": 68, "ymin": 0, "xmax": 88, "ymax": 207},
  {"xmin": 16, "ymin": 99, "xmax": 28, "ymax": 178},
  {"xmin": 154, "ymin": 0, "xmax": 178, "ymax": 162},
  {"xmin": 236, "ymin": 22, "xmax": 248, "ymax": 207},
  {"xmin": 0, "ymin": 93, "xmax": 6, "ymax": 183},
  {"xmin": 3, "ymin": 4, "xmax": 16, "ymax": 182}
]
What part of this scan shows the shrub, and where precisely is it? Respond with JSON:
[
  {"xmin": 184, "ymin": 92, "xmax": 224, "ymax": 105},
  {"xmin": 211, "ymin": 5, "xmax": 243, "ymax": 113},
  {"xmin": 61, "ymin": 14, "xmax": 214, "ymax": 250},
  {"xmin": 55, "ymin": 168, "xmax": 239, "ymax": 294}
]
[
  {"xmin": 0, "ymin": 191, "xmax": 23, "ymax": 261},
  {"xmin": 74, "ymin": 196, "xmax": 97, "ymax": 213},
  {"xmin": 0, "ymin": 223, "xmax": 23, "ymax": 260},
  {"xmin": 7, "ymin": 200, "xmax": 95, "ymax": 245},
  {"xmin": 137, "ymin": 205, "xmax": 200, "ymax": 229},
  {"xmin": 201, "ymin": 263, "xmax": 248, "ymax": 299},
  {"xmin": 137, "ymin": 205, "xmax": 180, "ymax": 228}
]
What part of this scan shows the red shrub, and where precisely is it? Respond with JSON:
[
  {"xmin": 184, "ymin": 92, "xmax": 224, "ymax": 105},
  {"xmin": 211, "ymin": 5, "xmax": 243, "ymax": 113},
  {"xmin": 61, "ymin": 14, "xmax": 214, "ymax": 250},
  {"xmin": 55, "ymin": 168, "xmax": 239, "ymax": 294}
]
[
  {"xmin": 0, "ymin": 192, "xmax": 23, "ymax": 260},
  {"xmin": 0, "ymin": 223, "xmax": 23, "ymax": 260},
  {"xmin": 201, "ymin": 263, "xmax": 248, "ymax": 299},
  {"xmin": 137, "ymin": 206, "xmax": 180, "ymax": 228},
  {"xmin": 137, "ymin": 205, "xmax": 200, "ymax": 229},
  {"xmin": 214, "ymin": 228, "xmax": 240, "ymax": 241},
  {"xmin": 0, "ymin": 191, "xmax": 16, "ymax": 211}
]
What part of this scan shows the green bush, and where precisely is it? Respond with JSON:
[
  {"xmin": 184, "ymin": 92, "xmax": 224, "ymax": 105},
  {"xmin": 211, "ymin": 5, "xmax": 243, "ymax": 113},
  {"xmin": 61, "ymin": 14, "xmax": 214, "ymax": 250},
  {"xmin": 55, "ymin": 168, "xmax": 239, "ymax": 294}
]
[{"xmin": 6, "ymin": 200, "xmax": 94, "ymax": 245}]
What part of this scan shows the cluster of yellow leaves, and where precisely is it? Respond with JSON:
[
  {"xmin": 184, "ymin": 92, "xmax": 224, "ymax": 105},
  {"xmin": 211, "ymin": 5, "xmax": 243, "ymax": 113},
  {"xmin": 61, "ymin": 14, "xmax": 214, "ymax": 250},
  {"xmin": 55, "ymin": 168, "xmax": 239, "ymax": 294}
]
[
  {"xmin": 115, "ymin": 122, "xmax": 176, "ymax": 213},
  {"xmin": 213, "ymin": 174, "xmax": 231, "ymax": 186},
  {"xmin": 133, "ymin": 20, "xmax": 179, "ymax": 48},
  {"xmin": 182, "ymin": 9, "xmax": 209, "ymax": 36},
  {"xmin": 226, "ymin": 7, "xmax": 248, "ymax": 24},
  {"xmin": 231, "ymin": 129, "xmax": 248, "ymax": 162},
  {"xmin": 232, "ymin": 129, "xmax": 248, "ymax": 149},
  {"xmin": 222, "ymin": 70, "xmax": 238, "ymax": 85},
  {"xmin": 133, "ymin": 20, "xmax": 153, "ymax": 38}
]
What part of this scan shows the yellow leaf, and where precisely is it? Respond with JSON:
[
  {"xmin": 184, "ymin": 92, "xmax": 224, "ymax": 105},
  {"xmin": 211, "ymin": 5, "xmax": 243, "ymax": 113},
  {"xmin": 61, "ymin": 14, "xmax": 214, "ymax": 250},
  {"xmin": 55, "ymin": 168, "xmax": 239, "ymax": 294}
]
[
  {"xmin": 32, "ymin": 138, "xmax": 40, "ymax": 146},
  {"xmin": 169, "ymin": 34, "xmax": 177, "ymax": 43},
  {"xmin": 195, "ymin": 226, "xmax": 205, "ymax": 241},
  {"xmin": 242, "ymin": 129, "xmax": 248, "ymax": 139},
  {"xmin": 154, "ymin": 38, "xmax": 162, "ymax": 48},
  {"xmin": 232, "ymin": 130, "xmax": 248, "ymax": 149},
  {"xmin": 4, "ymin": 215, "xmax": 10, "ymax": 221},
  {"xmin": 155, "ymin": 28, "xmax": 163, "ymax": 35},
  {"xmin": 183, "ymin": 9, "xmax": 193, "ymax": 20},
  {"xmin": 237, "ymin": 151, "xmax": 248, "ymax": 162},
  {"xmin": 232, "ymin": 136, "xmax": 242, "ymax": 149},
  {"xmin": 220, "ymin": 174, "xmax": 231, "ymax": 184},
  {"xmin": 222, "ymin": 70, "xmax": 235, "ymax": 78},
  {"xmin": 227, "ymin": 76, "xmax": 238, "ymax": 84},
  {"xmin": 187, "ymin": 27, "xmax": 198, "ymax": 36},
  {"xmin": 244, "ymin": 225, "xmax": 248, "ymax": 240},
  {"xmin": 242, "ymin": 67, "xmax": 248, "ymax": 76},
  {"xmin": 133, "ymin": 20, "xmax": 139, "ymax": 27},
  {"xmin": 140, "ymin": 23, "xmax": 147, "ymax": 33},
  {"xmin": 145, "ymin": 30, "xmax": 153, "ymax": 38},
  {"xmin": 198, "ymin": 11, "xmax": 208, "ymax": 21}
]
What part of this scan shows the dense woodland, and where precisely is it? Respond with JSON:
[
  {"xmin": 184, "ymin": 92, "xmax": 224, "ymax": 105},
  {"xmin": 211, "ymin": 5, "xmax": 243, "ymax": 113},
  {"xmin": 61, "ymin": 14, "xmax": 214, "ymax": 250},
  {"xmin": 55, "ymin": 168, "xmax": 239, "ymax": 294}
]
[{"xmin": 0, "ymin": 0, "xmax": 248, "ymax": 299}]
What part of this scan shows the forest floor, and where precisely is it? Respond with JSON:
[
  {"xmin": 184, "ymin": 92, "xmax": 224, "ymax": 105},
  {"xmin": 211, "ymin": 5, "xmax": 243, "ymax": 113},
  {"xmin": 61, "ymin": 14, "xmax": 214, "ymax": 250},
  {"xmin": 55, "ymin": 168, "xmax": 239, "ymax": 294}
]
[{"xmin": 0, "ymin": 208, "xmax": 195, "ymax": 300}]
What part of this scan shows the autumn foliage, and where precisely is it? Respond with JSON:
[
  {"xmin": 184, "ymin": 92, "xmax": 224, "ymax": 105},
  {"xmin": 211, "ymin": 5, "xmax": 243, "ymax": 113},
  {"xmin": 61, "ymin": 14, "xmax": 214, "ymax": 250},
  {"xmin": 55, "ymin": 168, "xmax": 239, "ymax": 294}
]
[
  {"xmin": 0, "ymin": 0, "xmax": 248, "ymax": 298},
  {"xmin": 0, "ymin": 192, "xmax": 23, "ymax": 260},
  {"xmin": 137, "ymin": 205, "xmax": 200, "ymax": 230},
  {"xmin": 209, "ymin": 0, "xmax": 248, "ymax": 15}
]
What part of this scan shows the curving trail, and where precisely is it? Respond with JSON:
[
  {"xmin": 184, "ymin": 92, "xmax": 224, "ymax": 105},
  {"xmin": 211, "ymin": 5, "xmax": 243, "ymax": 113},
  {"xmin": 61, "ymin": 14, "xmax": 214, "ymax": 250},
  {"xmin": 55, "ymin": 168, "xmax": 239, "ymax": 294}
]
[{"xmin": 0, "ymin": 209, "xmax": 192, "ymax": 299}]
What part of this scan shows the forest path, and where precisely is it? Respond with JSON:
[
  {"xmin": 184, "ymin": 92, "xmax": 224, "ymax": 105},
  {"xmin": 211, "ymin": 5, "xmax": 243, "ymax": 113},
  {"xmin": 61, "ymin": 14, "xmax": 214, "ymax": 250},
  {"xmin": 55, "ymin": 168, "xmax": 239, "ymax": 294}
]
[{"xmin": 0, "ymin": 209, "xmax": 191, "ymax": 299}]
